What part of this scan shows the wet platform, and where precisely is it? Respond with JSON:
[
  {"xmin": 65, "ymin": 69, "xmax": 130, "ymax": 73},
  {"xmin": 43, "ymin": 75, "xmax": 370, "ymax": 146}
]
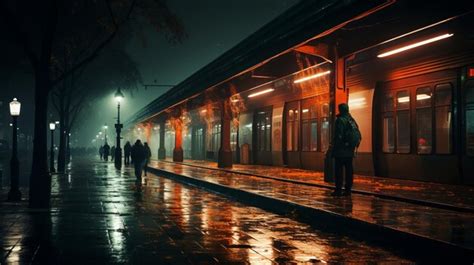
[
  {"xmin": 161, "ymin": 158, "xmax": 474, "ymax": 212},
  {"xmin": 148, "ymin": 160, "xmax": 474, "ymax": 262},
  {"xmin": 0, "ymin": 158, "xmax": 415, "ymax": 264}
]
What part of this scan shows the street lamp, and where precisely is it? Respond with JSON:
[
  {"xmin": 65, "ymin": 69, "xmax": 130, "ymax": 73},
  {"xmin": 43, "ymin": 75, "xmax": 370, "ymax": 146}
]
[
  {"xmin": 8, "ymin": 98, "xmax": 21, "ymax": 201},
  {"xmin": 103, "ymin": 124, "xmax": 108, "ymax": 144},
  {"xmin": 49, "ymin": 122, "xmax": 56, "ymax": 173},
  {"xmin": 114, "ymin": 88, "xmax": 124, "ymax": 169}
]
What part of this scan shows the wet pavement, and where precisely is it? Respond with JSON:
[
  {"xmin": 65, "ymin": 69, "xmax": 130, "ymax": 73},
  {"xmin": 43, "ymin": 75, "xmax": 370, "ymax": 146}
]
[
  {"xmin": 0, "ymin": 158, "xmax": 416, "ymax": 264},
  {"xmin": 149, "ymin": 160, "xmax": 474, "ymax": 258},
  {"xmin": 162, "ymin": 159, "xmax": 474, "ymax": 211}
]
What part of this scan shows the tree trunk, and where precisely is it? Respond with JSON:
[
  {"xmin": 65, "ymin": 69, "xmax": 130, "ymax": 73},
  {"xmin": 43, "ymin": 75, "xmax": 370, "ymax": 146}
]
[
  {"xmin": 29, "ymin": 66, "xmax": 52, "ymax": 208},
  {"xmin": 57, "ymin": 99, "xmax": 66, "ymax": 173}
]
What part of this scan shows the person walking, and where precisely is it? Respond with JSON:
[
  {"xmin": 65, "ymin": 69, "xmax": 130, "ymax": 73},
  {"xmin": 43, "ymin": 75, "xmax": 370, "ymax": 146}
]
[
  {"xmin": 99, "ymin": 145, "xmax": 104, "ymax": 160},
  {"xmin": 131, "ymin": 140, "xmax": 146, "ymax": 181},
  {"xmin": 124, "ymin": 141, "xmax": 131, "ymax": 165},
  {"xmin": 103, "ymin": 142, "xmax": 110, "ymax": 162},
  {"xmin": 330, "ymin": 103, "xmax": 361, "ymax": 197},
  {"xmin": 143, "ymin": 142, "xmax": 152, "ymax": 176},
  {"xmin": 111, "ymin": 146, "xmax": 116, "ymax": 161}
]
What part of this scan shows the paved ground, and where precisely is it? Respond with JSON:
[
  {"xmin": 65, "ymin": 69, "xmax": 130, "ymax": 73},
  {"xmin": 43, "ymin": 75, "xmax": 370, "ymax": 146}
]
[
  {"xmin": 149, "ymin": 160, "xmax": 474, "ymax": 257},
  {"xmin": 162, "ymin": 159, "xmax": 474, "ymax": 211},
  {"xmin": 0, "ymin": 158, "xmax": 415, "ymax": 264}
]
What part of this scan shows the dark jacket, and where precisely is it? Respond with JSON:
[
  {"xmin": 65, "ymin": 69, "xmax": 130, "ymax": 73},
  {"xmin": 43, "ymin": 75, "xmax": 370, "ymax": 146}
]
[
  {"xmin": 331, "ymin": 113, "xmax": 358, "ymax": 158},
  {"xmin": 131, "ymin": 143, "xmax": 146, "ymax": 164},
  {"xmin": 144, "ymin": 144, "xmax": 151, "ymax": 160},
  {"xmin": 124, "ymin": 143, "xmax": 131, "ymax": 155},
  {"xmin": 103, "ymin": 144, "xmax": 110, "ymax": 156}
]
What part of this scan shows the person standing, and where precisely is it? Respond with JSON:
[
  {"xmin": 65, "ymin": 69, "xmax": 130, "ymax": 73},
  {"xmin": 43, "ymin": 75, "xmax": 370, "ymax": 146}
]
[
  {"xmin": 143, "ymin": 142, "xmax": 152, "ymax": 176},
  {"xmin": 99, "ymin": 145, "xmax": 104, "ymax": 160},
  {"xmin": 131, "ymin": 140, "xmax": 146, "ymax": 181},
  {"xmin": 111, "ymin": 146, "xmax": 116, "ymax": 161},
  {"xmin": 103, "ymin": 142, "xmax": 110, "ymax": 162},
  {"xmin": 330, "ymin": 103, "xmax": 361, "ymax": 197},
  {"xmin": 124, "ymin": 141, "xmax": 131, "ymax": 165}
]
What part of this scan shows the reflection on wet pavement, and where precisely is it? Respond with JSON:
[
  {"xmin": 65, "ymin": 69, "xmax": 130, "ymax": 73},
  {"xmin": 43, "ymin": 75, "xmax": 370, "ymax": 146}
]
[
  {"xmin": 161, "ymin": 159, "xmax": 474, "ymax": 210},
  {"xmin": 150, "ymin": 161, "xmax": 474, "ymax": 252},
  {"xmin": 0, "ymin": 158, "xmax": 414, "ymax": 264}
]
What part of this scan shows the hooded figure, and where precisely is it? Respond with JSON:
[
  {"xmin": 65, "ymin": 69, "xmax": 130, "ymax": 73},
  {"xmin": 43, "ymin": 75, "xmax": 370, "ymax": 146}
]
[
  {"xmin": 124, "ymin": 141, "xmax": 132, "ymax": 165},
  {"xmin": 131, "ymin": 140, "xmax": 146, "ymax": 180},
  {"xmin": 330, "ymin": 103, "xmax": 361, "ymax": 196}
]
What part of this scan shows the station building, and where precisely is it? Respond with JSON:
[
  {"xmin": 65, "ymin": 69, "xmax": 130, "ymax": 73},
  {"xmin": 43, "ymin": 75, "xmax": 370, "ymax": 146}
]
[{"xmin": 125, "ymin": 0, "xmax": 474, "ymax": 185}]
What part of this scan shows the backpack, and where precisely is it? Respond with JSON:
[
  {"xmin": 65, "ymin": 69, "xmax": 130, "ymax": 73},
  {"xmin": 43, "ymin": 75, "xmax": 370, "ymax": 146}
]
[{"xmin": 344, "ymin": 116, "xmax": 362, "ymax": 148}]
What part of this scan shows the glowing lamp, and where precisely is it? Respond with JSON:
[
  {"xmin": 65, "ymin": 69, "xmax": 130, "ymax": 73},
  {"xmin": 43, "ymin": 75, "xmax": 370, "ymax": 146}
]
[
  {"xmin": 49, "ymin": 122, "xmax": 56, "ymax": 131},
  {"xmin": 115, "ymin": 88, "xmax": 124, "ymax": 103},
  {"xmin": 378, "ymin": 33, "xmax": 453, "ymax": 58},
  {"xmin": 294, "ymin": 70, "xmax": 331, "ymax": 84},
  {"xmin": 9, "ymin": 98, "xmax": 21, "ymax": 116},
  {"xmin": 248, "ymin": 88, "xmax": 274, "ymax": 98}
]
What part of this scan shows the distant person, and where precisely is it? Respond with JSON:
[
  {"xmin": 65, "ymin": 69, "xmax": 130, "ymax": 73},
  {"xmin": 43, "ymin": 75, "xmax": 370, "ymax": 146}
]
[
  {"xmin": 99, "ymin": 145, "xmax": 104, "ymax": 160},
  {"xmin": 330, "ymin": 103, "xmax": 361, "ymax": 197},
  {"xmin": 111, "ymin": 146, "xmax": 116, "ymax": 161},
  {"xmin": 124, "ymin": 141, "xmax": 132, "ymax": 165},
  {"xmin": 143, "ymin": 142, "xmax": 152, "ymax": 176},
  {"xmin": 131, "ymin": 140, "xmax": 146, "ymax": 180},
  {"xmin": 103, "ymin": 142, "xmax": 110, "ymax": 161}
]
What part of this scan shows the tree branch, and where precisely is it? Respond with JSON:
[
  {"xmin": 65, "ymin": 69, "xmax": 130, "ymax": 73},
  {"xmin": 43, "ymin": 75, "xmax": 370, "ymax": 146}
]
[
  {"xmin": 52, "ymin": 0, "xmax": 137, "ymax": 86},
  {"xmin": 0, "ymin": 0, "xmax": 39, "ymax": 68}
]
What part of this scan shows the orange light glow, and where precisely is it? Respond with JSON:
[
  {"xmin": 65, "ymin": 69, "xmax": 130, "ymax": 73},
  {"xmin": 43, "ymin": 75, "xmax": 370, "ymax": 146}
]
[
  {"xmin": 248, "ymin": 88, "xmax": 274, "ymax": 98},
  {"xmin": 377, "ymin": 33, "xmax": 453, "ymax": 58},
  {"xmin": 293, "ymin": 70, "xmax": 331, "ymax": 84}
]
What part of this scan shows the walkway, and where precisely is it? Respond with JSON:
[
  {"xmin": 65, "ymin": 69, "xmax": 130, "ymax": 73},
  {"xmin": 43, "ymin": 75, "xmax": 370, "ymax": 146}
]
[
  {"xmin": 161, "ymin": 158, "xmax": 474, "ymax": 211},
  {"xmin": 0, "ymin": 158, "xmax": 415, "ymax": 264},
  {"xmin": 149, "ymin": 160, "xmax": 474, "ymax": 262}
]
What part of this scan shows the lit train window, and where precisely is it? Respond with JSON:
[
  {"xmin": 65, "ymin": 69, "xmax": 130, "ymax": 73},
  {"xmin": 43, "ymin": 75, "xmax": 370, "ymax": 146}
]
[
  {"xmin": 416, "ymin": 87, "xmax": 432, "ymax": 154},
  {"xmin": 435, "ymin": 83, "xmax": 452, "ymax": 154}
]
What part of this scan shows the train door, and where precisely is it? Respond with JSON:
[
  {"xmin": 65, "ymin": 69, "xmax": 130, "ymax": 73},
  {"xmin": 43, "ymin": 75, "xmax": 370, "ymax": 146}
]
[
  {"xmin": 253, "ymin": 107, "xmax": 272, "ymax": 165},
  {"xmin": 192, "ymin": 126, "xmax": 205, "ymax": 160},
  {"xmin": 462, "ymin": 78, "xmax": 474, "ymax": 184},
  {"xmin": 374, "ymin": 70, "xmax": 459, "ymax": 183}
]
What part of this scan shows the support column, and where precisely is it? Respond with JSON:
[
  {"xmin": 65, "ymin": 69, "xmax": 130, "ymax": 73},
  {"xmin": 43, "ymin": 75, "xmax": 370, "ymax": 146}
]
[
  {"xmin": 218, "ymin": 100, "xmax": 233, "ymax": 168},
  {"xmin": 158, "ymin": 121, "xmax": 166, "ymax": 160},
  {"xmin": 173, "ymin": 119, "xmax": 183, "ymax": 162}
]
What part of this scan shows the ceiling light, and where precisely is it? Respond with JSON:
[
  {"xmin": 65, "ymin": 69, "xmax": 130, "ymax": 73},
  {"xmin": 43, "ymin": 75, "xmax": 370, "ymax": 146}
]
[
  {"xmin": 378, "ymin": 33, "xmax": 453, "ymax": 58},
  {"xmin": 248, "ymin": 88, "xmax": 274, "ymax": 98},
  {"xmin": 294, "ymin": 70, "xmax": 331, "ymax": 84}
]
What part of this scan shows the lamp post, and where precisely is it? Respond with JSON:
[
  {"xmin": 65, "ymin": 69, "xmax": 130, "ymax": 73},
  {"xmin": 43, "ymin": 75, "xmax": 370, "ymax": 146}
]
[
  {"xmin": 103, "ymin": 124, "xmax": 108, "ymax": 144},
  {"xmin": 7, "ymin": 98, "xmax": 21, "ymax": 201},
  {"xmin": 49, "ymin": 122, "xmax": 56, "ymax": 173},
  {"xmin": 114, "ymin": 88, "xmax": 124, "ymax": 169}
]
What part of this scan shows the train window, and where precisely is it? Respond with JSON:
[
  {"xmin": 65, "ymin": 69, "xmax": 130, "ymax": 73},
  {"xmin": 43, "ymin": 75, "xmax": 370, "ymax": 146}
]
[
  {"xmin": 416, "ymin": 87, "xmax": 432, "ymax": 154},
  {"xmin": 396, "ymin": 90, "xmax": 410, "ymax": 153},
  {"xmin": 435, "ymin": 83, "xmax": 452, "ymax": 154},
  {"xmin": 321, "ymin": 103, "xmax": 330, "ymax": 152},
  {"xmin": 382, "ymin": 91, "xmax": 395, "ymax": 153},
  {"xmin": 302, "ymin": 98, "xmax": 318, "ymax": 151},
  {"xmin": 466, "ymin": 83, "xmax": 474, "ymax": 156},
  {"xmin": 286, "ymin": 102, "xmax": 299, "ymax": 151},
  {"xmin": 256, "ymin": 110, "xmax": 272, "ymax": 151}
]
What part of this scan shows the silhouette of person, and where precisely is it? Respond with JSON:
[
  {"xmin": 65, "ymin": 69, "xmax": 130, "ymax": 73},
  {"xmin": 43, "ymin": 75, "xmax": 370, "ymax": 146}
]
[
  {"xmin": 124, "ymin": 141, "xmax": 132, "ymax": 165},
  {"xmin": 103, "ymin": 142, "xmax": 110, "ymax": 161},
  {"xmin": 131, "ymin": 140, "xmax": 146, "ymax": 181},
  {"xmin": 143, "ymin": 142, "xmax": 151, "ymax": 176}
]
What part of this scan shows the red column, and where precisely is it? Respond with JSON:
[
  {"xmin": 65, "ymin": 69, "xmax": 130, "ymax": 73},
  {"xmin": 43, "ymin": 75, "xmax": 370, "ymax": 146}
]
[
  {"xmin": 218, "ymin": 100, "xmax": 233, "ymax": 168},
  {"xmin": 173, "ymin": 118, "xmax": 183, "ymax": 162}
]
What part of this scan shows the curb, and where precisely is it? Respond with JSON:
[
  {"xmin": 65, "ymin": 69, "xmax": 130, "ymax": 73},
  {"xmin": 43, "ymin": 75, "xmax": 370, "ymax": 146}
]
[
  {"xmin": 147, "ymin": 165, "xmax": 474, "ymax": 263},
  {"xmin": 160, "ymin": 160, "xmax": 474, "ymax": 213}
]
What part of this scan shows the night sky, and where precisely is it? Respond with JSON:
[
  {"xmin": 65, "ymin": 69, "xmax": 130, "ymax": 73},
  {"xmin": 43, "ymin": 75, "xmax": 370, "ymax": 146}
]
[{"xmin": 0, "ymin": 0, "xmax": 298, "ymax": 147}]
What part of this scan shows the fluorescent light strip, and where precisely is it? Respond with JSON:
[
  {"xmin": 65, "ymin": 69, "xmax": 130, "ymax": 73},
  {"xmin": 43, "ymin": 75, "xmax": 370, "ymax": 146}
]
[
  {"xmin": 248, "ymin": 88, "xmax": 274, "ymax": 98},
  {"xmin": 294, "ymin": 70, "xmax": 331, "ymax": 84},
  {"xmin": 378, "ymin": 33, "xmax": 453, "ymax": 58}
]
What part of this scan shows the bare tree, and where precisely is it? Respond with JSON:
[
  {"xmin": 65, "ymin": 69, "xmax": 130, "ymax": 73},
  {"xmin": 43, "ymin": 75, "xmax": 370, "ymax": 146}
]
[{"xmin": 0, "ymin": 0, "xmax": 185, "ymax": 208}]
